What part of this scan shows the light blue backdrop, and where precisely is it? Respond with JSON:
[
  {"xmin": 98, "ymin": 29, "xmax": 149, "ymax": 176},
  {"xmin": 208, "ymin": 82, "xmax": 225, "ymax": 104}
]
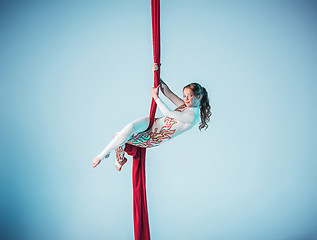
[{"xmin": 1, "ymin": 0, "xmax": 316, "ymax": 239}]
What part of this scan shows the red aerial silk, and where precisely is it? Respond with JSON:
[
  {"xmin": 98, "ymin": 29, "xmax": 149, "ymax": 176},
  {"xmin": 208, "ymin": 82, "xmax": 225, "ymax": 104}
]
[{"xmin": 125, "ymin": 0, "xmax": 160, "ymax": 239}]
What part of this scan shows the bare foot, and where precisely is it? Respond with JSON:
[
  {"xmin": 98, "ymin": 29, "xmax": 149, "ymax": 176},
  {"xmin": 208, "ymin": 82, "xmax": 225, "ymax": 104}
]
[
  {"xmin": 92, "ymin": 157, "xmax": 101, "ymax": 168},
  {"xmin": 115, "ymin": 158, "xmax": 127, "ymax": 171},
  {"xmin": 92, "ymin": 154, "xmax": 110, "ymax": 168}
]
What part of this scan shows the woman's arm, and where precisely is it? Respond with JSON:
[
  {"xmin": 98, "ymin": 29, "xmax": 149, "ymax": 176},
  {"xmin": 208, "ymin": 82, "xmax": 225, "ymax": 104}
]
[
  {"xmin": 152, "ymin": 63, "xmax": 184, "ymax": 107},
  {"xmin": 160, "ymin": 79, "xmax": 184, "ymax": 107},
  {"xmin": 151, "ymin": 86, "xmax": 195, "ymax": 123}
]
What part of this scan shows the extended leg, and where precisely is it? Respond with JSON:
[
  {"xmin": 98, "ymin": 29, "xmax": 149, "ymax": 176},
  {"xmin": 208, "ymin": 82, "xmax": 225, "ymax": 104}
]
[{"xmin": 93, "ymin": 116, "xmax": 150, "ymax": 168}]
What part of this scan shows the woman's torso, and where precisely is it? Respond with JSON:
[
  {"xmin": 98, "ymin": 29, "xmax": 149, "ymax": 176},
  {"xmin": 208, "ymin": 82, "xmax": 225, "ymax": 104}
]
[{"xmin": 126, "ymin": 105, "xmax": 199, "ymax": 148}]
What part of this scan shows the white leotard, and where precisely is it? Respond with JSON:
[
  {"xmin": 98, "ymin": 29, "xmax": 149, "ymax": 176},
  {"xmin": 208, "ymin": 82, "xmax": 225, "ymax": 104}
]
[
  {"xmin": 96, "ymin": 94, "xmax": 200, "ymax": 161},
  {"xmin": 126, "ymin": 98, "xmax": 200, "ymax": 148}
]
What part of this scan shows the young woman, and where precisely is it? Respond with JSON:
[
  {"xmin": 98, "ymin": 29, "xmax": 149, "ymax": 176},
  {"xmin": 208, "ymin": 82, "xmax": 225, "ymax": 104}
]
[{"xmin": 92, "ymin": 63, "xmax": 212, "ymax": 170}]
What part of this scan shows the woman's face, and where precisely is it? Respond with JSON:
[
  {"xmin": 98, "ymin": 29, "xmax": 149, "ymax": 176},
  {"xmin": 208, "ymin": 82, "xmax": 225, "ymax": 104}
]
[{"xmin": 183, "ymin": 88, "xmax": 201, "ymax": 107}]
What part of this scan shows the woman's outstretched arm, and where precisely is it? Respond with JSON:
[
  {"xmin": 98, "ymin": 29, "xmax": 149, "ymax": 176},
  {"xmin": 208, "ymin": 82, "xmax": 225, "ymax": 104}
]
[
  {"xmin": 159, "ymin": 79, "xmax": 184, "ymax": 107},
  {"xmin": 151, "ymin": 86, "xmax": 195, "ymax": 123},
  {"xmin": 152, "ymin": 63, "xmax": 184, "ymax": 107}
]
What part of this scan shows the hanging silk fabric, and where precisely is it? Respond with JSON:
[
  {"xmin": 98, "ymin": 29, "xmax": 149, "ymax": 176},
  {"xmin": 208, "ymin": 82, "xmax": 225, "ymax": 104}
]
[{"xmin": 124, "ymin": 0, "xmax": 160, "ymax": 239}]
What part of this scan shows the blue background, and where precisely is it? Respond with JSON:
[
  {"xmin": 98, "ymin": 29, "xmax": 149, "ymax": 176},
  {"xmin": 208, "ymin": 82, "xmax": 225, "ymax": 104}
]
[{"xmin": 1, "ymin": 0, "xmax": 316, "ymax": 239}]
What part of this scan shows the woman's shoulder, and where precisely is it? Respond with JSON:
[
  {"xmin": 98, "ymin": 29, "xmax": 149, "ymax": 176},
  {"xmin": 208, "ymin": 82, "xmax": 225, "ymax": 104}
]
[
  {"xmin": 185, "ymin": 106, "xmax": 200, "ymax": 113},
  {"xmin": 174, "ymin": 104, "xmax": 186, "ymax": 112},
  {"xmin": 174, "ymin": 105, "xmax": 199, "ymax": 113}
]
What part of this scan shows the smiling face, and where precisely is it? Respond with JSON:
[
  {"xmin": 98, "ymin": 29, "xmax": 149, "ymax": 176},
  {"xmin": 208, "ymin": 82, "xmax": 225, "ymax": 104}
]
[{"xmin": 183, "ymin": 87, "xmax": 201, "ymax": 107}]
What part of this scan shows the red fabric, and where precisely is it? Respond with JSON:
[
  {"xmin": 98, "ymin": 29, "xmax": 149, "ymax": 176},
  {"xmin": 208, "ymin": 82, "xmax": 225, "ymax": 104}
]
[
  {"xmin": 125, "ymin": 144, "xmax": 150, "ymax": 240},
  {"xmin": 125, "ymin": 1, "xmax": 160, "ymax": 240},
  {"xmin": 148, "ymin": 0, "xmax": 161, "ymax": 129}
]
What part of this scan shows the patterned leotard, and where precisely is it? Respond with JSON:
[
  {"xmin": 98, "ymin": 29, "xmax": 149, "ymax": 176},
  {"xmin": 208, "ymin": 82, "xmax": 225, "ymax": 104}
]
[{"xmin": 126, "ymin": 99, "xmax": 200, "ymax": 148}]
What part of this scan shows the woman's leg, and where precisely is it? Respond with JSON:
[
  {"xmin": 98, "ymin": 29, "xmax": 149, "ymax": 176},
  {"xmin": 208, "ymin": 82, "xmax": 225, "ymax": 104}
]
[
  {"xmin": 114, "ymin": 145, "xmax": 127, "ymax": 171},
  {"xmin": 93, "ymin": 116, "xmax": 150, "ymax": 166}
]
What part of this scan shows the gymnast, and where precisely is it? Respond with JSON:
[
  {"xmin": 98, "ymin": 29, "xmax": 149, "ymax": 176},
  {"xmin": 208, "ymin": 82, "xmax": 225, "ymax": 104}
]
[{"xmin": 92, "ymin": 63, "xmax": 212, "ymax": 170}]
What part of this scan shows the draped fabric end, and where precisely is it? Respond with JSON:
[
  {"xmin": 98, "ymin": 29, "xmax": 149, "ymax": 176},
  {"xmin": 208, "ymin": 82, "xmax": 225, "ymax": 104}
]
[
  {"xmin": 124, "ymin": 0, "xmax": 160, "ymax": 239},
  {"xmin": 125, "ymin": 145, "xmax": 150, "ymax": 240}
]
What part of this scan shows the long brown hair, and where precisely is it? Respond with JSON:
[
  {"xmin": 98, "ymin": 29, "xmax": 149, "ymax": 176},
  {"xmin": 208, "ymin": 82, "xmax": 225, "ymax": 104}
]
[{"xmin": 183, "ymin": 83, "xmax": 212, "ymax": 131}]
